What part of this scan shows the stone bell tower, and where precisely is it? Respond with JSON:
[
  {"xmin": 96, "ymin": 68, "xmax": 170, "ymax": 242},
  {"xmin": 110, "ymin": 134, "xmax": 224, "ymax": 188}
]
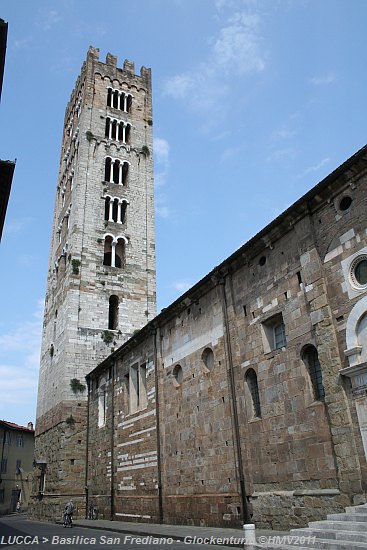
[{"xmin": 31, "ymin": 47, "xmax": 156, "ymax": 519}]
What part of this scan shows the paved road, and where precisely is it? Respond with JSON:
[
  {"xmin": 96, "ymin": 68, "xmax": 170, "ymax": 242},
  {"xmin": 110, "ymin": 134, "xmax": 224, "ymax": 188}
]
[{"xmin": 0, "ymin": 515, "xmax": 231, "ymax": 549}]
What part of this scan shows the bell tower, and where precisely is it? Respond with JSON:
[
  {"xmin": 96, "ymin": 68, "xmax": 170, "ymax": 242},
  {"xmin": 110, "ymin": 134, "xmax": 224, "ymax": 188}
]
[{"xmin": 31, "ymin": 47, "xmax": 156, "ymax": 519}]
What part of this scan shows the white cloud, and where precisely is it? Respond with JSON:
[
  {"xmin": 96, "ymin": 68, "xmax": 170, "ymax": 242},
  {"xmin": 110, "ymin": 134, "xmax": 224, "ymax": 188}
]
[
  {"xmin": 271, "ymin": 127, "xmax": 296, "ymax": 142},
  {"xmin": 300, "ymin": 157, "xmax": 330, "ymax": 177},
  {"xmin": 4, "ymin": 217, "xmax": 34, "ymax": 236},
  {"xmin": 38, "ymin": 9, "xmax": 61, "ymax": 31},
  {"xmin": 267, "ymin": 147, "xmax": 296, "ymax": 163},
  {"xmin": 172, "ymin": 280, "xmax": 192, "ymax": 293},
  {"xmin": 310, "ymin": 72, "xmax": 337, "ymax": 86},
  {"xmin": 221, "ymin": 145, "xmax": 242, "ymax": 162},
  {"xmin": 163, "ymin": 7, "xmax": 266, "ymax": 120},
  {"xmin": 0, "ymin": 300, "xmax": 43, "ymax": 416},
  {"xmin": 154, "ymin": 137, "xmax": 170, "ymax": 166},
  {"xmin": 156, "ymin": 205, "xmax": 171, "ymax": 219},
  {"xmin": 212, "ymin": 12, "xmax": 265, "ymax": 75},
  {"xmin": 154, "ymin": 137, "xmax": 170, "ymax": 188}
]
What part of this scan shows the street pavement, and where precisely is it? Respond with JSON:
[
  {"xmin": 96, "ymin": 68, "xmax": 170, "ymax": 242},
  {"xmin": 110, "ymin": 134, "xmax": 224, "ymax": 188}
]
[{"xmin": 0, "ymin": 513, "xmax": 288, "ymax": 548}]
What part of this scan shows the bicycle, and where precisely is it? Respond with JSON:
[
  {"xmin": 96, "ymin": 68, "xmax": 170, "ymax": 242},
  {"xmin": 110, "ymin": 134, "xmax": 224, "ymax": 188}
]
[
  {"xmin": 88, "ymin": 503, "xmax": 98, "ymax": 520},
  {"xmin": 63, "ymin": 512, "xmax": 73, "ymax": 528}
]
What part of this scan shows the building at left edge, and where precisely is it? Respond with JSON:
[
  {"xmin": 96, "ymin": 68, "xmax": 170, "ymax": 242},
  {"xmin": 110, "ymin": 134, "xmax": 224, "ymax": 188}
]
[
  {"xmin": 0, "ymin": 18, "xmax": 15, "ymax": 242},
  {"xmin": 0, "ymin": 420, "xmax": 35, "ymax": 515}
]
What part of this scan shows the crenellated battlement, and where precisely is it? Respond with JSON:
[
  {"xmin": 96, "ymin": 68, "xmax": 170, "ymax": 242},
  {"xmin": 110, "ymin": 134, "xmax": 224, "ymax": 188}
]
[{"xmin": 87, "ymin": 45, "xmax": 151, "ymax": 83}]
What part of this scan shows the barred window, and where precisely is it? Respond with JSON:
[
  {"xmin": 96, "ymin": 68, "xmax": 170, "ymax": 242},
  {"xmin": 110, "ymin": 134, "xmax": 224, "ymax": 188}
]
[
  {"xmin": 302, "ymin": 345, "xmax": 325, "ymax": 401},
  {"xmin": 245, "ymin": 368, "xmax": 261, "ymax": 418}
]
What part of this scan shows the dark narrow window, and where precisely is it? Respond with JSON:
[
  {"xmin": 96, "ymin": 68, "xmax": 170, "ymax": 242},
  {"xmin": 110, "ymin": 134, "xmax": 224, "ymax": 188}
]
[
  {"xmin": 104, "ymin": 197, "xmax": 110, "ymax": 221},
  {"xmin": 302, "ymin": 345, "xmax": 325, "ymax": 400},
  {"xmin": 245, "ymin": 368, "xmax": 261, "ymax": 418},
  {"xmin": 107, "ymin": 88, "xmax": 112, "ymax": 107},
  {"xmin": 105, "ymin": 118, "xmax": 110, "ymax": 138},
  {"xmin": 103, "ymin": 236, "xmax": 113, "ymax": 266},
  {"xmin": 125, "ymin": 124, "xmax": 131, "ymax": 144},
  {"xmin": 115, "ymin": 238, "xmax": 125, "ymax": 268},
  {"xmin": 118, "ymin": 123, "xmax": 124, "ymax": 142},
  {"xmin": 121, "ymin": 162, "xmax": 128, "ymax": 185},
  {"xmin": 113, "ymin": 90, "xmax": 119, "ymax": 109},
  {"xmin": 104, "ymin": 157, "xmax": 111, "ymax": 182},
  {"xmin": 127, "ymin": 95, "xmax": 132, "ymax": 113},
  {"xmin": 112, "ymin": 199, "xmax": 118, "ymax": 222},
  {"xmin": 111, "ymin": 119, "xmax": 117, "ymax": 140},
  {"xmin": 108, "ymin": 295, "xmax": 119, "ymax": 330},
  {"xmin": 113, "ymin": 160, "xmax": 120, "ymax": 184},
  {"xmin": 121, "ymin": 201, "xmax": 127, "ymax": 224}
]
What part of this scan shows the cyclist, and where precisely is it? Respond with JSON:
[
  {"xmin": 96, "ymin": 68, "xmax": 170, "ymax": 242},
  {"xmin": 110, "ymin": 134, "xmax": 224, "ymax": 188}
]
[{"xmin": 63, "ymin": 499, "xmax": 75, "ymax": 528}]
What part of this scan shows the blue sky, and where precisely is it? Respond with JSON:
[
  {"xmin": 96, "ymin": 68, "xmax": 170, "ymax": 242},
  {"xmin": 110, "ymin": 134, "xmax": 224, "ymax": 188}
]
[{"xmin": 1, "ymin": 0, "xmax": 367, "ymax": 426}]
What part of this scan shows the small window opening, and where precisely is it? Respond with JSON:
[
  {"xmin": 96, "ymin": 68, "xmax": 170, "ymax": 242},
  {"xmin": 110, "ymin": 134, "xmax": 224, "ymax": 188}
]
[
  {"xmin": 120, "ymin": 201, "xmax": 127, "ymax": 224},
  {"xmin": 113, "ymin": 90, "xmax": 119, "ymax": 109},
  {"xmin": 103, "ymin": 236, "xmax": 113, "ymax": 266},
  {"xmin": 259, "ymin": 256, "xmax": 266, "ymax": 266},
  {"xmin": 104, "ymin": 197, "xmax": 110, "ymax": 221},
  {"xmin": 112, "ymin": 199, "xmax": 119, "ymax": 222},
  {"xmin": 108, "ymin": 295, "xmax": 119, "ymax": 330},
  {"xmin": 302, "ymin": 345, "xmax": 325, "ymax": 401},
  {"xmin": 245, "ymin": 368, "xmax": 261, "ymax": 418},
  {"xmin": 115, "ymin": 238, "xmax": 126, "ymax": 268},
  {"xmin": 296, "ymin": 271, "xmax": 302, "ymax": 285},
  {"xmin": 172, "ymin": 364, "xmax": 183, "ymax": 387},
  {"xmin": 339, "ymin": 196, "xmax": 353, "ymax": 211},
  {"xmin": 202, "ymin": 347, "xmax": 215, "ymax": 373}
]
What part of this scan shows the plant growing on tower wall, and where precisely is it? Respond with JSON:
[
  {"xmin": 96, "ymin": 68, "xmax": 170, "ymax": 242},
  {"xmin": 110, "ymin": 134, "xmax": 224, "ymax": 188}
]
[
  {"xmin": 65, "ymin": 415, "xmax": 75, "ymax": 427},
  {"xmin": 71, "ymin": 259, "xmax": 81, "ymax": 275},
  {"xmin": 101, "ymin": 330, "xmax": 114, "ymax": 344},
  {"xmin": 70, "ymin": 378, "xmax": 86, "ymax": 394}
]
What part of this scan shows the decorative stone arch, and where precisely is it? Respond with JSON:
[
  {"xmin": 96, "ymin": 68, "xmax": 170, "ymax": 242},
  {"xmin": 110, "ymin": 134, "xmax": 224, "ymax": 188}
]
[
  {"xmin": 341, "ymin": 295, "xmax": 367, "ymax": 460},
  {"xmin": 102, "ymin": 234, "xmax": 128, "ymax": 267},
  {"xmin": 344, "ymin": 296, "xmax": 367, "ymax": 367}
]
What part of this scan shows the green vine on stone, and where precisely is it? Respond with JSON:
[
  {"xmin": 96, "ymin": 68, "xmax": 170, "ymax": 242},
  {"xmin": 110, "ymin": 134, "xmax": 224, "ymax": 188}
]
[
  {"xmin": 86, "ymin": 130, "xmax": 94, "ymax": 141},
  {"xmin": 70, "ymin": 378, "xmax": 86, "ymax": 394},
  {"xmin": 71, "ymin": 259, "xmax": 81, "ymax": 275},
  {"xmin": 101, "ymin": 330, "xmax": 114, "ymax": 344},
  {"xmin": 65, "ymin": 415, "xmax": 75, "ymax": 428},
  {"xmin": 141, "ymin": 145, "xmax": 150, "ymax": 157}
]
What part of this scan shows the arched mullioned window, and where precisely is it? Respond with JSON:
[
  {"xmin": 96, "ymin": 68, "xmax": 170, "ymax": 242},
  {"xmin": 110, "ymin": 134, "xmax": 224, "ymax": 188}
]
[
  {"xmin": 103, "ymin": 235, "xmax": 127, "ymax": 268},
  {"xmin": 108, "ymin": 295, "xmax": 119, "ymax": 330},
  {"xmin": 107, "ymin": 88, "xmax": 132, "ymax": 113},
  {"xmin": 104, "ymin": 157, "xmax": 129, "ymax": 185},
  {"xmin": 302, "ymin": 345, "xmax": 325, "ymax": 401},
  {"xmin": 104, "ymin": 197, "xmax": 129, "ymax": 224},
  {"xmin": 105, "ymin": 118, "xmax": 132, "ymax": 144},
  {"xmin": 245, "ymin": 368, "xmax": 261, "ymax": 418}
]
